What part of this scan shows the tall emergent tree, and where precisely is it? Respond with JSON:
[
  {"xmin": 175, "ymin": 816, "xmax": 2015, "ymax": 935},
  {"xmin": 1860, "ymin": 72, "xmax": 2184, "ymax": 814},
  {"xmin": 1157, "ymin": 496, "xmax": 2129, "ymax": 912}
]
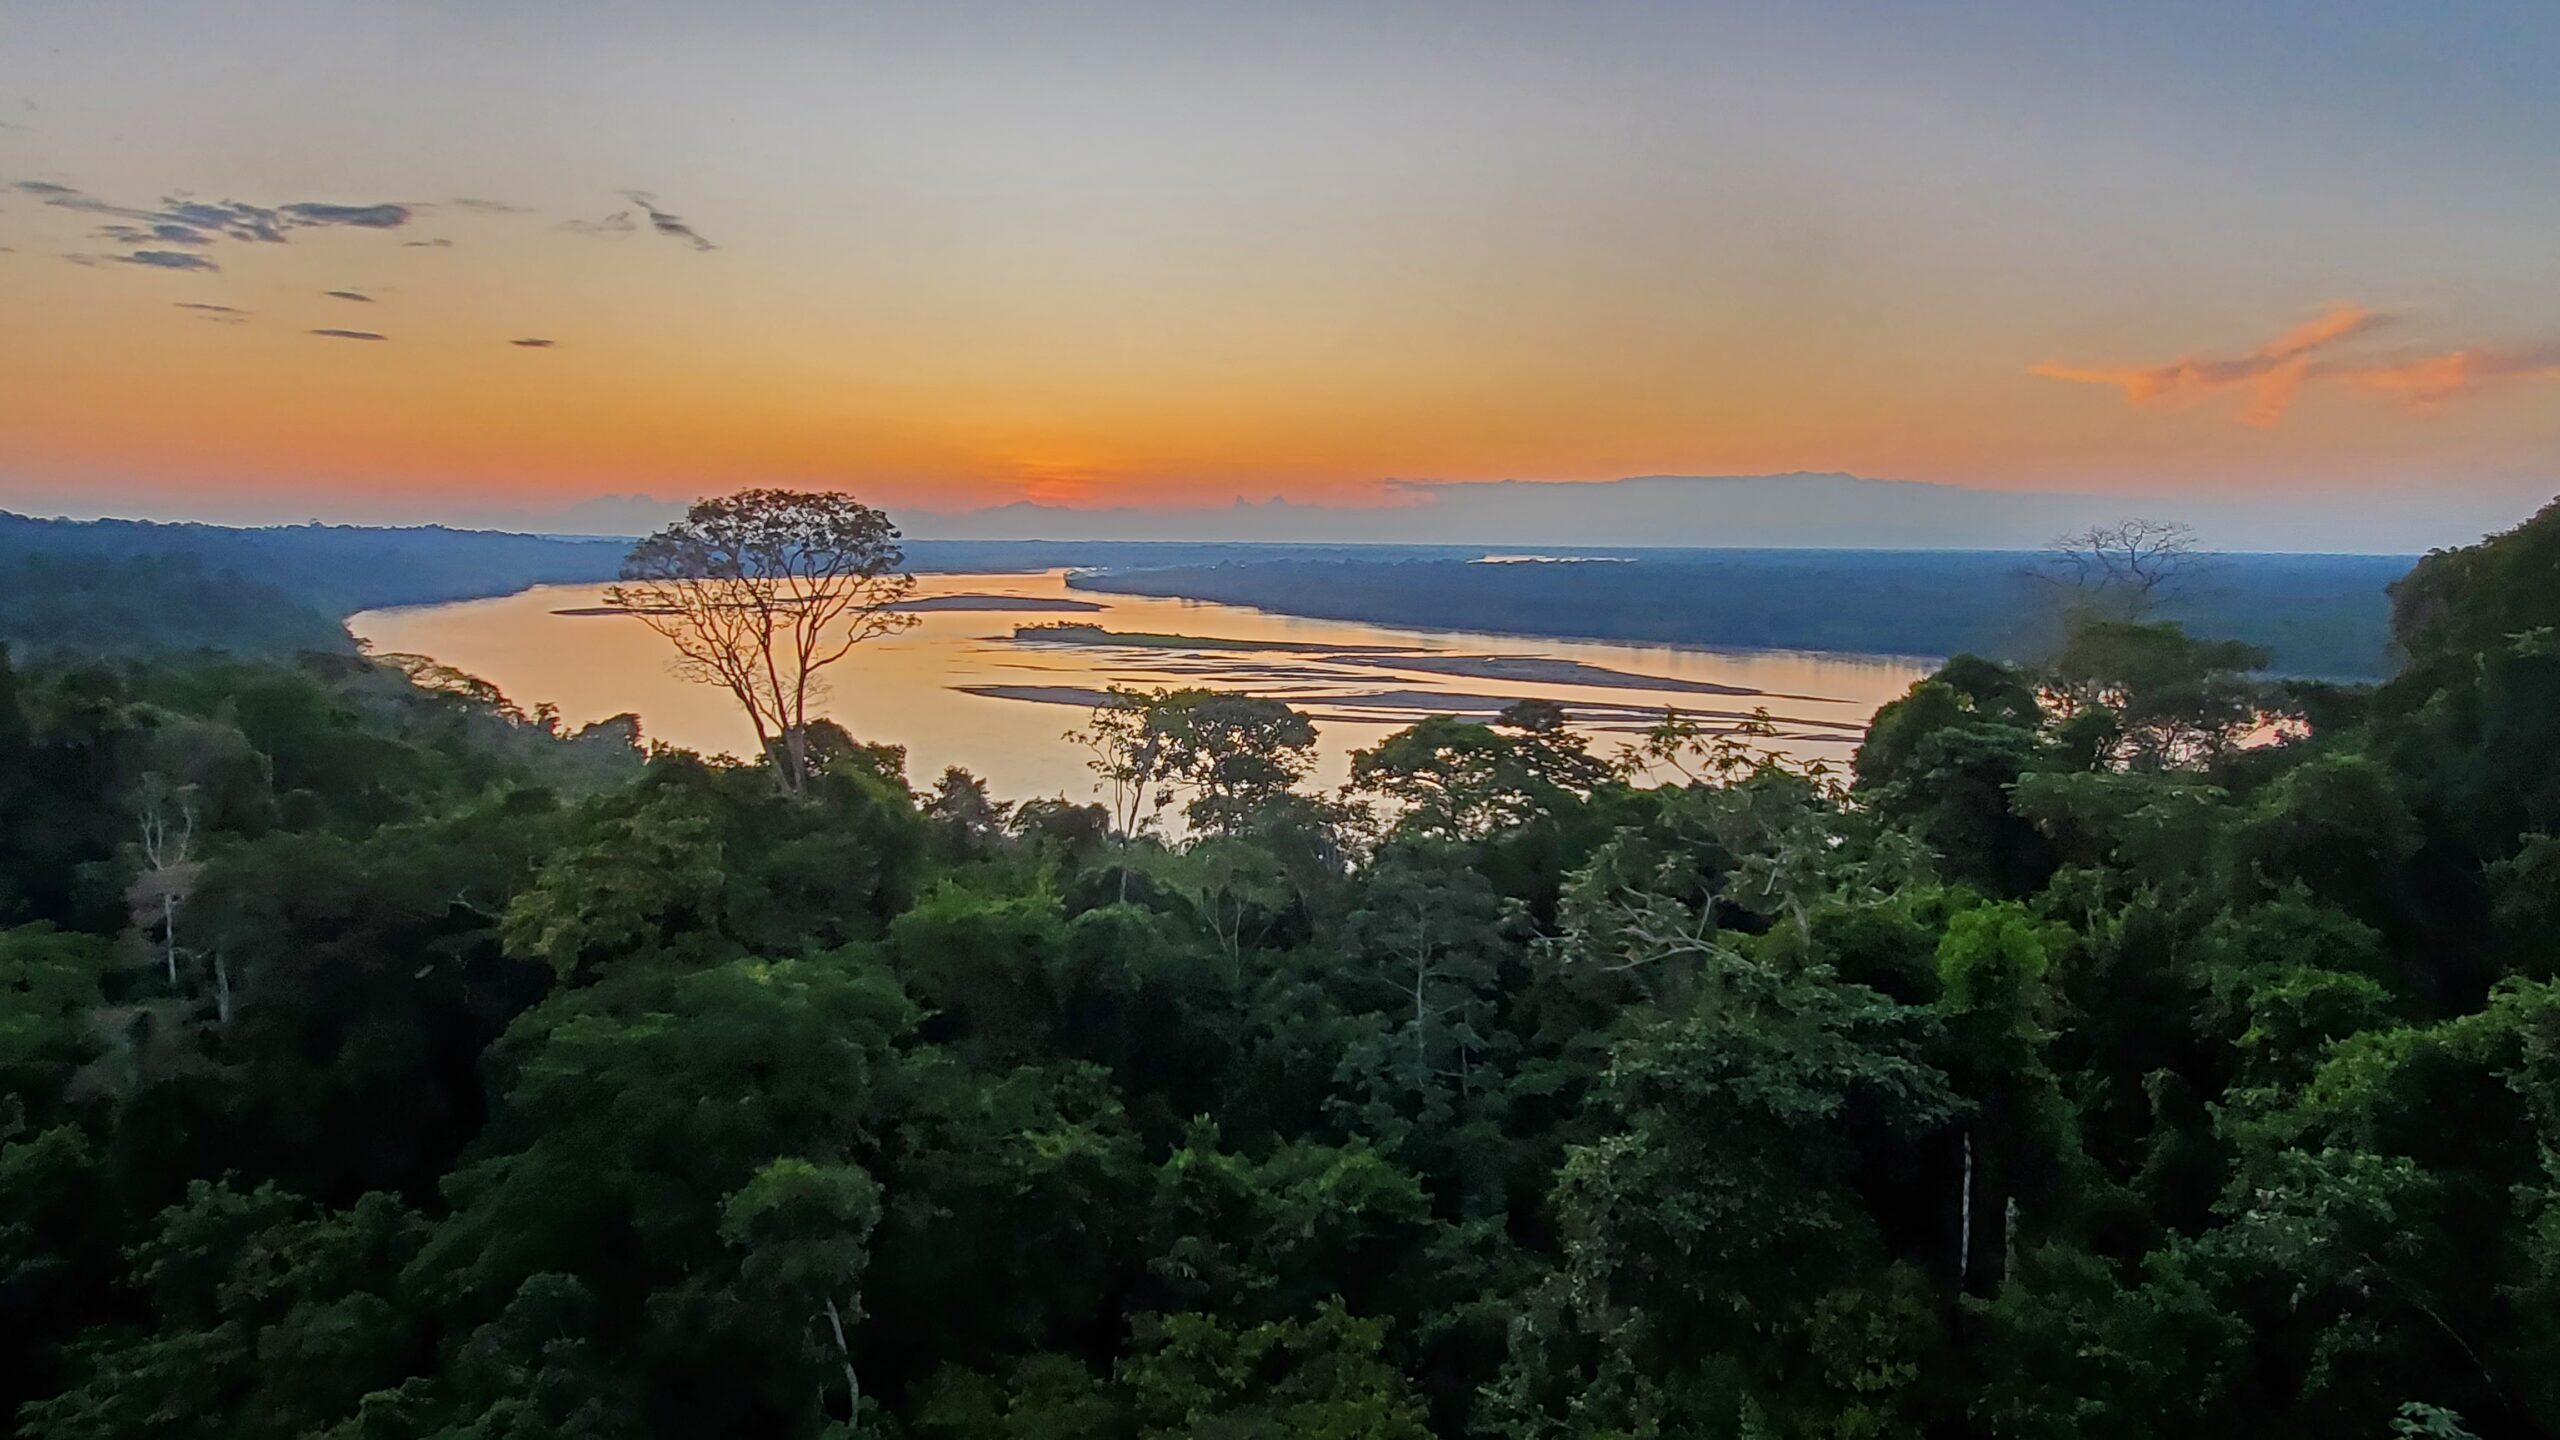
[
  {"xmin": 2039, "ymin": 518, "xmax": 2211, "ymax": 620},
  {"xmin": 606, "ymin": 489, "xmax": 916, "ymax": 798}
]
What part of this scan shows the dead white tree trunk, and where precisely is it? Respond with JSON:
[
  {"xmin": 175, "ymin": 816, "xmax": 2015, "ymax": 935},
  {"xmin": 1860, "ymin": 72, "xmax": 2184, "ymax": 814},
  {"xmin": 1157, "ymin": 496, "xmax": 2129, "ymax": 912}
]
[
  {"xmin": 132, "ymin": 778, "xmax": 201, "ymax": 990},
  {"xmin": 822, "ymin": 1295, "xmax": 861, "ymax": 1419}
]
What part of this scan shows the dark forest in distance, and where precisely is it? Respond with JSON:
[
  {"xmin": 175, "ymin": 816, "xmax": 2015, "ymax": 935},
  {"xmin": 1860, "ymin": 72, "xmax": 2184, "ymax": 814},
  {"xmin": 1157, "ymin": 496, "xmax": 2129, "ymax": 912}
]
[{"xmin": 0, "ymin": 511, "xmax": 2408, "ymax": 676}]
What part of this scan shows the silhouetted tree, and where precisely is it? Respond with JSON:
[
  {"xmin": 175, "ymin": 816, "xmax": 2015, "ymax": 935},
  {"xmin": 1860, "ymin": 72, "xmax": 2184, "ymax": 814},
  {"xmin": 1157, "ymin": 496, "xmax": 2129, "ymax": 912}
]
[
  {"xmin": 2042, "ymin": 518, "xmax": 2212, "ymax": 619},
  {"xmin": 606, "ymin": 489, "xmax": 916, "ymax": 798}
]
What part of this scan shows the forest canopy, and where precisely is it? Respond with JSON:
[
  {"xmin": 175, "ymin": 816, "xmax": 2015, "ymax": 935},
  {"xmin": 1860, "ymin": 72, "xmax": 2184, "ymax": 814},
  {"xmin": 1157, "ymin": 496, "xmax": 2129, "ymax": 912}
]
[{"xmin": 2, "ymin": 497, "xmax": 2557, "ymax": 1437}]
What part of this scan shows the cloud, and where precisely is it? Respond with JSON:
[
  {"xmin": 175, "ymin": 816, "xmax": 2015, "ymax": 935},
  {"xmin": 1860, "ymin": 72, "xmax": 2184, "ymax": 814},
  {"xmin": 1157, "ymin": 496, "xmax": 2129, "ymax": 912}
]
[
  {"xmin": 2033, "ymin": 304, "xmax": 2387, "ymax": 426},
  {"xmin": 509, "ymin": 337, "xmax": 557, "ymax": 348},
  {"xmin": 116, "ymin": 249, "xmax": 219, "ymax": 272},
  {"xmin": 97, "ymin": 221, "xmax": 213, "ymax": 247},
  {"xmin": 281, "ymin": 201, "xmax": 411, "ymax": 229},
  {"xmin": 308, "ymin": 328, "xmax": 386, "ymax": 341},
  {"xmin": 447, "ymin": 197, "xmax": 530, "ymax": 214},
  {"xmin": 2332, "ymin": 343, "xmax": 2560, "ymax": 411},
  {"xmin": 619, "ymin": 190, "xmax": 714, "ymax": 251},
  {"xmin": 402, "ymin": 237, "xmax": 454, "ymax": 248},
  {"xmin": 154, "ymin": 199, "xmax": 285, "ymax": 242},
  {"xmin": 18, "ymin": 182, "xmax": 413, "ymax": 243},
  {"xmin": 560, "ymin": 209, "xmax": 636, "ymax": 235},
  {"xmin": 176, "ymin": 301, "xmax": 248, "ymax": 325},
  {"xmin": 2032, "ymin": 306, "xmax": 2560, "ymax": 423},
  {"xmin": 323, "ymin": 288, "xmax": 374, "ymax": 302}
]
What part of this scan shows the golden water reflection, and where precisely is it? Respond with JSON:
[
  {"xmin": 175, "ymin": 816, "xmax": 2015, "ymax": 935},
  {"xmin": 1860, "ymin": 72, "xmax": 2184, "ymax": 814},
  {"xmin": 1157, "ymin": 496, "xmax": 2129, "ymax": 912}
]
[{"xmin": 351, "ymin": 570, "xmax": 1934, "ymax": 804}]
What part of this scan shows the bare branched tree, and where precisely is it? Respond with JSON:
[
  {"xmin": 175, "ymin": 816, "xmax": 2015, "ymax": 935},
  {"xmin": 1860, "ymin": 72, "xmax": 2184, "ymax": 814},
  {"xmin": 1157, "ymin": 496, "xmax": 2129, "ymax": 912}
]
[
  {"xmin": 129, "ymin": 774, "xmax": 201, "ymax": 989},
  {"xmin": 2039, "ymin": 518, "xmax": 2212, "ymax": 619},
  {"xmin": 605, "ymin": 489, "xmax": 917, "ymax": 798}
]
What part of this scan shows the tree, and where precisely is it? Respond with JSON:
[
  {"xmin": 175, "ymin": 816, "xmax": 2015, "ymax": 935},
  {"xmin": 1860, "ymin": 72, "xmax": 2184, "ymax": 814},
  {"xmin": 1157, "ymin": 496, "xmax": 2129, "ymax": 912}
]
[
  {"xmin": 605, "ymin": 490, "xmax": 916, "ymax": 799},
  {"xmin": 1073, "ymin": 686, "xmax": 1179, "ymax": 843},
  {"xmin": 923, "ymin": 767, "xmax": 1012, "ymax": 859},
  {"xmin": 1153, "ymin": 691, "xmax": 1319, "ymax": 836},
  {"xmin": 1073, "ymin": 687, "xmax": 1317, "ymax": 838},
  {"xmin": 126, "ymin": 773, "xmax": 202, "ymax": 993},
  {"xmin": 2041, "ymin": 519, "xmax": 2213, "ymax": 620},
  {"xmin": 2042, "ymin": 617, "xmax": 2280, "ymax": 770},
  {"xmin": 1349, "ymin": 702, "xmax": 1613, "ymax": 842},
  {"xmin": 720, "ymin": 1158, "xmax": 884, "ymax": 1425},
  {"xmin": 1119, "ymin": 1303, "xmax": 1433, "ymax": 1440}
]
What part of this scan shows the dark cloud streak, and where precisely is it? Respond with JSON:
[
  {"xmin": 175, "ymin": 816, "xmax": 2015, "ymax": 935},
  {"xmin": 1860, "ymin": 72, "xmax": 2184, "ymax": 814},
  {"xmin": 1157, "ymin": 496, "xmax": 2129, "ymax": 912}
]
[
  {"xmin": 116, "ymin": 249, "xmax": 218, "ymax": 272},
  {"xmin": 560, "ymin": 210, "xmax": 635, "ymax": 235},
  {"xmin": 282, "ymin": 202, "xmax": 411, "ymax": 229},
  {"xmin": 308, "ymin": 328, "xmax": 386, "ymax": 341},
  {"xmin": 619, "ymin": 190, "xmax": 714, "ymax": 251}
]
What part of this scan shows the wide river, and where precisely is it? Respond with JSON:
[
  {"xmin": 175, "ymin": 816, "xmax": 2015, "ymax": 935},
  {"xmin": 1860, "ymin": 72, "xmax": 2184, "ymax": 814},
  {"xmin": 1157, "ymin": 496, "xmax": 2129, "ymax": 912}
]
[{"xmin": 352, "ymin": 570, "xmax": 1932, "ymax": 805}]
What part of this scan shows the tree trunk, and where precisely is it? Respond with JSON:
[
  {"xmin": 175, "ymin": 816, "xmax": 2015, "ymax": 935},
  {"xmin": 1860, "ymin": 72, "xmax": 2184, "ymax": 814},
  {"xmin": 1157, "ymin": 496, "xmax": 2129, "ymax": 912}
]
[
  {"xmin": 2002, "ymin": 1194, "xmax": 2018, "ymax": 1292},
  {"xmin": 781, "ymin": 725, "xmax": 812, "ymax": 798},
  {"xmin": 823, "ymin": 1295, "xmax": 860, "ymax": 1420},
  {"xmin": 1958, "ymin": 1130, "xmax": 1974, "ymax": 1291}
]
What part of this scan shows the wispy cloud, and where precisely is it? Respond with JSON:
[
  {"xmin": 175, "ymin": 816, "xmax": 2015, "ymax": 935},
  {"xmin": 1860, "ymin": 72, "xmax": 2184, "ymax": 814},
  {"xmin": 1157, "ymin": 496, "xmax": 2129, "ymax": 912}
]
[
  {"xmin": 323, "ymin": 288, "xmax": 374, "ymax": 302},
  {"xmin": 282, "ymin": 201, "xmax": 411, "ymax": 229},
  {"xmin": 14, "ymin": 181, "xmax": 410, "ymax": 244},
  {"xmin": 116, "ymin": 249, "xmax": 219, "ymax": 272},
  {"xmin": 509, "ymin": 337, "xmax": 557, "ymax": 348},
  {"xmin": 620, "ymin": 190, "xmax": 714, "ymax": 251},
  {"xmin": 402, "ymin": 237, "xmax": 454, "ymax": 248},
  {"xmin": 97, "ymin": 221, "xmax": 214, "ymax": 247},
  {"xmin": 2035, "ymin": 304, "xmax": 2560, "ymax": 424},
  {"xmin": 560, "ymin": 209, "xmax": 636, "ymax": 236},
  {"xmin": 447, "ymin": 197, "xmax": 530, "ymax": 214},
  {"xmin": 2335, "ymin": 343, "xmax": 2560, "ymax": 411},
  {"xmin": 309, "ymin": 327, "xmax": 386, "ymax": 341},
  {"xmin": 176, "ymin": 301, "xmax": 248, "ymax": 324},
  {"xmin": 2033, "ymin": 304, "xmax": 2386, "ymax": 426},
  {"xmin": 157, "ymin": 199, "xmax": 285, "ymax": 242}
]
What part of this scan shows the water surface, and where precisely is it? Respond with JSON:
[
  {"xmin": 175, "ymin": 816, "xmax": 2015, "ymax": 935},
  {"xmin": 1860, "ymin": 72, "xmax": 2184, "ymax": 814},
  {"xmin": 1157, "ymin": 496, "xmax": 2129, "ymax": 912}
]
[{"xmin": 352, "ymin": 571, "xmax": 1932, "ymax": 803}]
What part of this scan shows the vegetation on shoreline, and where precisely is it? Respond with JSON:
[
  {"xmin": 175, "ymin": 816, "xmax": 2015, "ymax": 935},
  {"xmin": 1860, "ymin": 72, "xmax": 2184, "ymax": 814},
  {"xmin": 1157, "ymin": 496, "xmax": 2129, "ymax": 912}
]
[
  {"xmin": 0, "ymin": 513, "xmax": 635, "ymax": 660},
  {"xmin": 2, "ymin": 496, "xmax": 2555, "ymax": 1436},
  {"xmin": 1071, "ymin": 547, "xmax": 2412, "ymax": 677}
]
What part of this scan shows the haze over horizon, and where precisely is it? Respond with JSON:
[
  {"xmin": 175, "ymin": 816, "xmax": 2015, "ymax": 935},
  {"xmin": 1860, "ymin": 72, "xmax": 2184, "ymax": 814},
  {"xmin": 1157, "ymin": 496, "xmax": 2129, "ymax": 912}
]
[{"xmin": 4, "ymin": 2, "xmax": 2555, "ymax": 547}]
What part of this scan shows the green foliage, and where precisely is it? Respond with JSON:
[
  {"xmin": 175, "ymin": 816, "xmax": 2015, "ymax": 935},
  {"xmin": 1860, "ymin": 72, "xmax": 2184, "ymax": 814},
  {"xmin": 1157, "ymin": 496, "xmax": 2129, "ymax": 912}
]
[
  {"xmin": 13, "ymin": 497, "xmax": 2560, "ymax": 1438},
  {"xmin": 1121, "ymin": 1304, "xmax": 1433, "ymax": 1440}
]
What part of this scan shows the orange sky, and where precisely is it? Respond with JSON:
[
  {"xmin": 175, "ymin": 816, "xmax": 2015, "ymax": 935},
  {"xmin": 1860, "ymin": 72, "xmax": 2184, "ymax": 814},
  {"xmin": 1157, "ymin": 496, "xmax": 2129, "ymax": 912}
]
[{"xmin": 3, "ymin": 2, "xmax": 2555, "ymax": 528}]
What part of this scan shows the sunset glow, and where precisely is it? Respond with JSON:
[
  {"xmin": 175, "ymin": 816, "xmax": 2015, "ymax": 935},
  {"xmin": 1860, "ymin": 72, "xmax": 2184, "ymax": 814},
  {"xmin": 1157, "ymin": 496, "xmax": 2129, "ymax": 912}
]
[{"xmin": 4, "ymin": 2, "xmax": 2555, "ymax": 532}]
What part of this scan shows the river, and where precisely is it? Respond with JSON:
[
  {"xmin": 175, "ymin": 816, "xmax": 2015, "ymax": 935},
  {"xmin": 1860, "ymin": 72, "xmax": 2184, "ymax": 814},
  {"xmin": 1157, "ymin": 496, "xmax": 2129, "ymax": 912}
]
[{"xmin": 350, "ymin": 570, "xmax": 1932, "ymax": 804}]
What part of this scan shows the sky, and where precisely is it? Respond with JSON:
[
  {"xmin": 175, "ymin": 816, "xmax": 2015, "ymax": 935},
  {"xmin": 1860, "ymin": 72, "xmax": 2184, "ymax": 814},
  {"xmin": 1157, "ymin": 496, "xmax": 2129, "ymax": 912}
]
[{"xmin": 1, "ymin": 1, "xmax": 2555, "ymax": 544}]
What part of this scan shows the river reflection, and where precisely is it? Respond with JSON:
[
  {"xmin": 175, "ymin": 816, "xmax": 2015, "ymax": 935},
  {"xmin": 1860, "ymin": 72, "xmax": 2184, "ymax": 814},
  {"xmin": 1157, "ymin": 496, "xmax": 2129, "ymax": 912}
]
[{"xmin": 351, "ymin": 571, "xmax": 1933, "ymax": 804}]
